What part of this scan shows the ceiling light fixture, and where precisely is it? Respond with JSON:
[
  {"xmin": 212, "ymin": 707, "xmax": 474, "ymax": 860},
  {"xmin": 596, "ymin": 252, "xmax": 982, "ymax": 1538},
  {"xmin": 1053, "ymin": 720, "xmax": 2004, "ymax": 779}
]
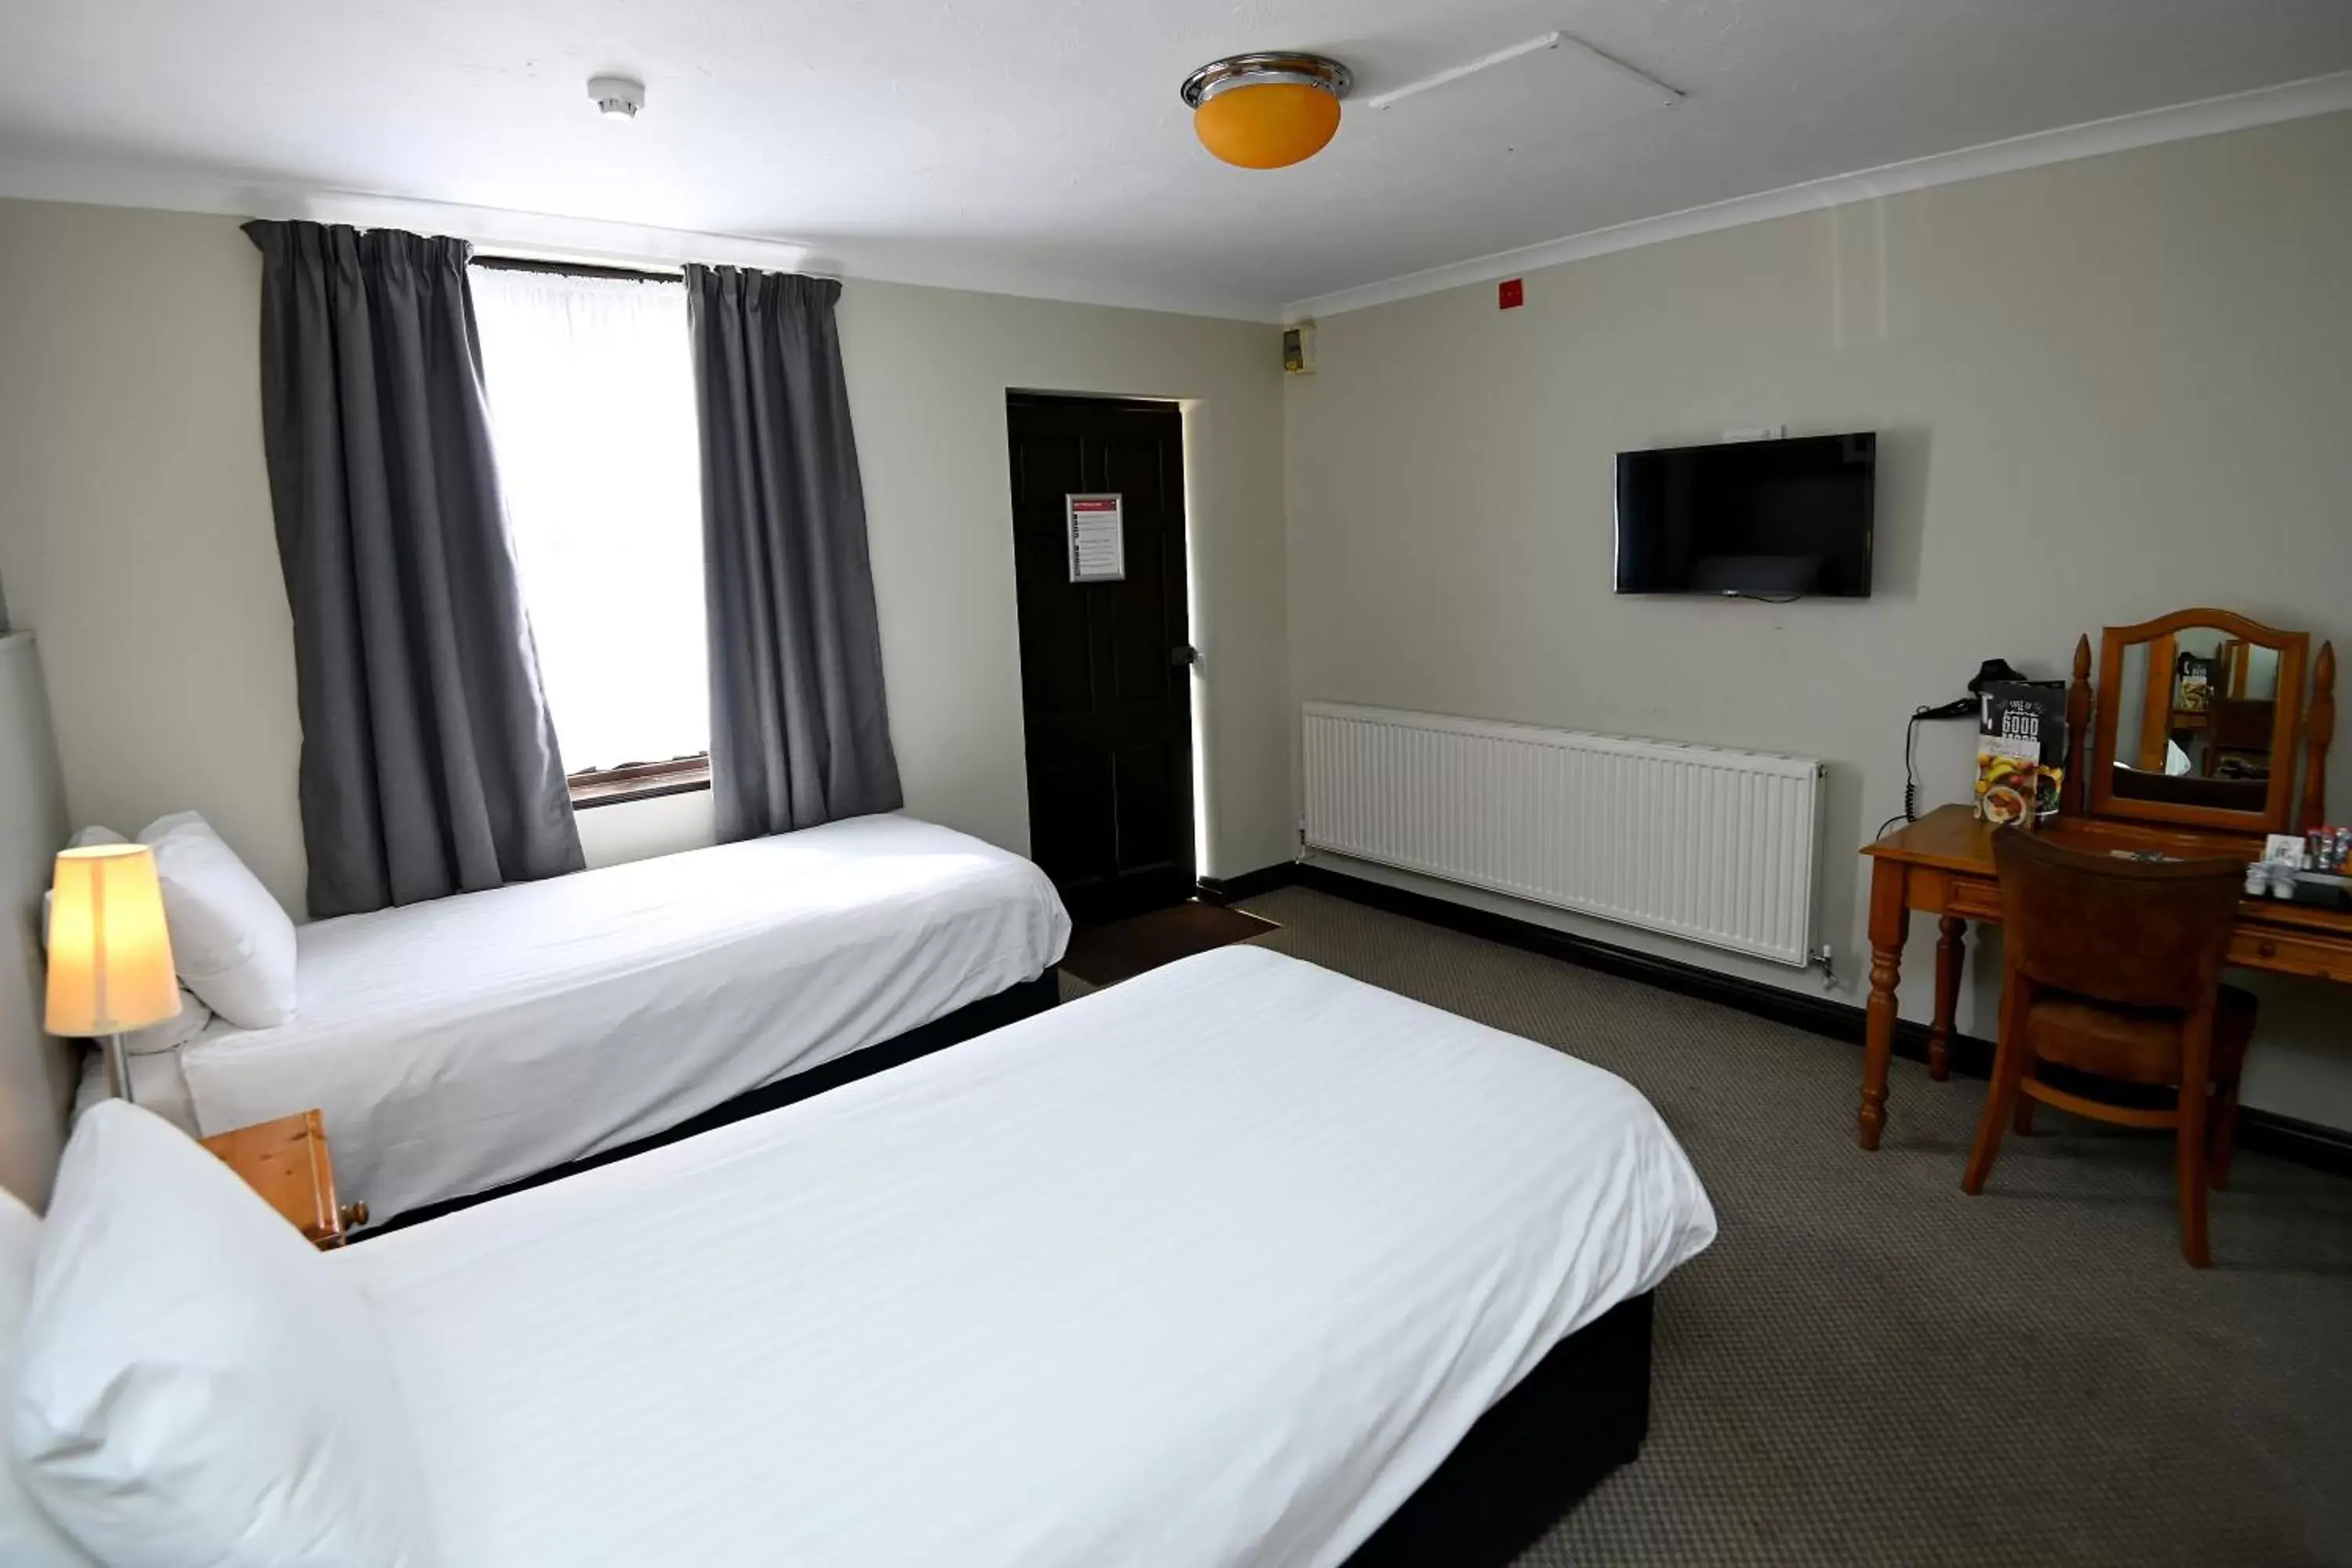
[
  {"xmin": 1179, "ymin": 53, "xmax": 1352, "ymax": 170},
  {"xmin": 587, "ymin": 74, "xmax": 646, "ymax": 121}
]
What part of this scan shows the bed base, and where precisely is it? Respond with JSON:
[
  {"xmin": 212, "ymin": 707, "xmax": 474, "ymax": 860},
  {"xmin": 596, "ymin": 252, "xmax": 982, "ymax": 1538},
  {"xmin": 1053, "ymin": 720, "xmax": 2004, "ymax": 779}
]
[
  {"xmin": 361, "ymin": 968, "xmax": 1060, "ymax": 1236},
  {"xmin": 1345, "ymin": 1290, "xmax": 1653, "ymax": 1566}
]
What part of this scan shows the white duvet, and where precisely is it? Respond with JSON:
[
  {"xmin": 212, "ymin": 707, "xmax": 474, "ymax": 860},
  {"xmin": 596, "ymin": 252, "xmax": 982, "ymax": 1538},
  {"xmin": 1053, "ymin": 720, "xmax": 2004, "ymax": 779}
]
[
  {"xmin": 332, "ymin": 945, "xmax": 1716, "ymax": 1567},
  {"xmin": 180, "ymin": 814, "xmax": 1069, "ymax": 1223}
]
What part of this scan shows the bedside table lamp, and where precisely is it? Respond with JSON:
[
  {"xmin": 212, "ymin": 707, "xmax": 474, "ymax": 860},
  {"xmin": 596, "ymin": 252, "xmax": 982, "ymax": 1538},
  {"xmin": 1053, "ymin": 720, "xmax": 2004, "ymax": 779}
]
[{"xmin": 45, "ymin": 844, "xmax": 180, "ymax": 1105}]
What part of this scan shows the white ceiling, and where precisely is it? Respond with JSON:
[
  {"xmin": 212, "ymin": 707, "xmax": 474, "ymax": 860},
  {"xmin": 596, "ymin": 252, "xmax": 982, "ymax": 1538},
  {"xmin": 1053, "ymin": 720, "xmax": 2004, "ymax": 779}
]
[{"xmin": 2, "ymin": 1, "xmax": 2350, "ymax": 320}]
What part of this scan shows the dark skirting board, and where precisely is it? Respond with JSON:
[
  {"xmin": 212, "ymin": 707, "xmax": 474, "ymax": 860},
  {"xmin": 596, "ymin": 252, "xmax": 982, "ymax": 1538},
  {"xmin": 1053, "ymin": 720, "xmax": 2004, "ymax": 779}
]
[
  {"xmin": 1348, "ymin": 1290, "xmax": 1655, "ymax": 1566},
  {"xmin": 358, "ymin": 968, "xmax": 1060, "ymax": 1236}
]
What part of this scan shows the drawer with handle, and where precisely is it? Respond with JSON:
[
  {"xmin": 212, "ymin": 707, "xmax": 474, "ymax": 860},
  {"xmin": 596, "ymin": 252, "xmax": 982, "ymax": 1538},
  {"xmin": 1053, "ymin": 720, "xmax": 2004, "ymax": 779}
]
[{"xmin": 2230, "ymin": 925, "xmax": 2352, "ymax": 984}]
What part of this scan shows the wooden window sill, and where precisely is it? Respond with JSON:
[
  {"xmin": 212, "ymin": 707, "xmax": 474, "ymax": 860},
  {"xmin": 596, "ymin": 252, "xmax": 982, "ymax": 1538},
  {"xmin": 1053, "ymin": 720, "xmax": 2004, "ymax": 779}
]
[{"xmin": 568, "ymin": 755, "xmax": 712, "ymax": 810}]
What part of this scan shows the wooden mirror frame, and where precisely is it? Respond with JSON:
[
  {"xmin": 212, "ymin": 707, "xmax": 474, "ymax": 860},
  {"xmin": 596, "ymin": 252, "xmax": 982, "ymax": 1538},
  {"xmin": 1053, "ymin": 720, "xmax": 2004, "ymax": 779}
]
[{"xmin": 2085, "ymin": 607, "xmax": 2312, "ymax": 834}]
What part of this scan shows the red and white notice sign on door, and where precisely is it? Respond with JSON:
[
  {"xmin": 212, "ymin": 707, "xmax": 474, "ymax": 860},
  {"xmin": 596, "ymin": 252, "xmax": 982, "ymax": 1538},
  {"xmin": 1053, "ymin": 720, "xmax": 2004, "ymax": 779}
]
[{"xmin": 1065, "ymin": 493, "xmax": 1126, "ymax": 583}]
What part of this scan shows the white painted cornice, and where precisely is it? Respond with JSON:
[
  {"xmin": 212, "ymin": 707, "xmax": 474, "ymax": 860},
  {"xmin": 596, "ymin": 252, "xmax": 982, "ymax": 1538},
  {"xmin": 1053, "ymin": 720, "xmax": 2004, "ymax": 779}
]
[{"xmin": 1283, "ymin": 71, "xmax": 2352, "ymax": 322}]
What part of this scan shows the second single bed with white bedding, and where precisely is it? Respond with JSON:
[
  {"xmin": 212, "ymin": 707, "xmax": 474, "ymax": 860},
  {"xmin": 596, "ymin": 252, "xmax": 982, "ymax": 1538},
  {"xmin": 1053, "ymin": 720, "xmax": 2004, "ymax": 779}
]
[
  {"xmin": 176, "ymin": 813, "xmax": 1069, "ymax": 1223},
  {"xmin": 330, "ymin": 945, "xmax": 1716, "ymax": 1566}
]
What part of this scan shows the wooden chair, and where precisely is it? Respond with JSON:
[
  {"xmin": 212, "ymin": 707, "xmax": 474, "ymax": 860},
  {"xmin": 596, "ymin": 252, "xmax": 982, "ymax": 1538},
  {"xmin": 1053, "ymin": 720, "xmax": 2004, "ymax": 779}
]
[{"xmin": 1962, "ymin": 829, "xmax": 2255, "ymax": 1267}]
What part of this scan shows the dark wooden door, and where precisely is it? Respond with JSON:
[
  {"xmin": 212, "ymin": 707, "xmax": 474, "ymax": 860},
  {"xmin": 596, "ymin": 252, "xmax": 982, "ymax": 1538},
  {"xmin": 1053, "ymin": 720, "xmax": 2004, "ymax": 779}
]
[{"xmin": 1007, "ymin": 394, "xmax": 1193, "ymax": 923}]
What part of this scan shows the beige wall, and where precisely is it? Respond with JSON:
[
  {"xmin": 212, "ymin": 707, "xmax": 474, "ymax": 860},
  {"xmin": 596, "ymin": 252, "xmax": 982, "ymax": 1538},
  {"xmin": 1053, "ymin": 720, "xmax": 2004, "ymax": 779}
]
[
  {"xmin": 840, "ymin": 279, "xmax": 1292, "ymax": 879},
  {"xmin": 0, "ymin": 199, "xmax": 1294, "ymax": 913},
  {"xmin": 0, "ymin": 204, "xmax": 304, "ymax": 903},
  {"xmin": 1285, "ymin": 111, "xmax": 2352, "ymax": 1129}
]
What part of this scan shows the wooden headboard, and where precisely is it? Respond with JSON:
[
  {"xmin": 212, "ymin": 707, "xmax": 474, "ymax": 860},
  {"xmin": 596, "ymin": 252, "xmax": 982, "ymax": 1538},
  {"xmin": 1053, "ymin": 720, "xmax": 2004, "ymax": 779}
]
[{"xmin": 0, "ymin": 632, "xmax": 77, "ymax": 1209}]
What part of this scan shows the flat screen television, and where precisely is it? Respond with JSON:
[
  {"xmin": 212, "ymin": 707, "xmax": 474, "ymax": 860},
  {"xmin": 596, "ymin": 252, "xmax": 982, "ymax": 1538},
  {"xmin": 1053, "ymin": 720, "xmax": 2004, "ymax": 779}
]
[{"xmin": 1614, "ymin": 432, "xmax": 1875, "ymax": 597}]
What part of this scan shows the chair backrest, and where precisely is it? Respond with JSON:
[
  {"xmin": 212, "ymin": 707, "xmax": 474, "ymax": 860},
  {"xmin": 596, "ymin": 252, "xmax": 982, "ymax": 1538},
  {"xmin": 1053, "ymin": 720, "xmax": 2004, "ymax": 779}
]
[{"xmin": 1991, "ymin": 829, "xmax": 2246, "ymax": 1011}]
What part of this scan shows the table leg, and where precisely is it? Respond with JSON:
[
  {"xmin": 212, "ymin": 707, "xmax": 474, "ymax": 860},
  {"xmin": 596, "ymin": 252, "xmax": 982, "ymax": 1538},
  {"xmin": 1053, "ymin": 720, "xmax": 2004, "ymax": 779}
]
[
  {"xmin": 1928, "ymin": 914, "xmax": 1965, "ymax": 1082},
  {"xmin": 1860, "ymin": 858, "xmax": 1909, "ymax": 1150}
]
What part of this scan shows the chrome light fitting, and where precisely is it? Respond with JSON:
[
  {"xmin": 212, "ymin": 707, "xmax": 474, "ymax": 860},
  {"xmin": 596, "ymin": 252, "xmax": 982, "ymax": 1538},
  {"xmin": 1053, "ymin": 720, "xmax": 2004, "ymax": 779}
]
[{"xmin": 1179, "ymin": 52, "xmax": 1353, "ymax": 169}]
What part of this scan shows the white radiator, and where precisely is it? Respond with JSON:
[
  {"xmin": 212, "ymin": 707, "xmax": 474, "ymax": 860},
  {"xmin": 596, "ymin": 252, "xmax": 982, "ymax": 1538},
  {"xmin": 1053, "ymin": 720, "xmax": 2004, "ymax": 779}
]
[{"xmin": 1302, "ymin": 702, "xmax": 1824, "ymax": 967}]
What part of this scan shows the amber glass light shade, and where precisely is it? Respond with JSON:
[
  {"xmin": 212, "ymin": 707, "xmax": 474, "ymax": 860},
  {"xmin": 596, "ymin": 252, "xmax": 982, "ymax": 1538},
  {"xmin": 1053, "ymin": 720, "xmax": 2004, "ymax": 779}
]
[{"xmin": 1194, "ymin": 82, "xmax": 1343, "ymax": 169}]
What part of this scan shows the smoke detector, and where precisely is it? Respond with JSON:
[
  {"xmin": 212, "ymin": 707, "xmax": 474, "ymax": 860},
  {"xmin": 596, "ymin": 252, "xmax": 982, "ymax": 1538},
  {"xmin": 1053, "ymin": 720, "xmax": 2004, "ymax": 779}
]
[{"xmin": 588, "ymin": 75, "xmax": 645, "ymax": 120}]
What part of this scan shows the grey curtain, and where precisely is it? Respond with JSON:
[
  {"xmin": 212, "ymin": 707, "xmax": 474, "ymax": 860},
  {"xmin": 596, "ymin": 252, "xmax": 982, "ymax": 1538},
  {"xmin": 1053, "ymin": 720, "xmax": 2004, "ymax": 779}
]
[
  {"xmin": 245, "ymin": 220, "xmax": 583, "ymax": 917},
  {"xmin": 683, "ymin": 267, "xmax": 901, "ymax": 842}
]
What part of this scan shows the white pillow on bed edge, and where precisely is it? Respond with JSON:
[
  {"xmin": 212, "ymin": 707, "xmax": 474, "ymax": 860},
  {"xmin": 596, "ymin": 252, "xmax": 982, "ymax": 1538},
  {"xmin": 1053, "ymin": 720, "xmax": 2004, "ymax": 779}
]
[
  {"xmin": 137, "ymin": 811, "xmax": 297, "ymax": 1029},
  {"xmin": 13, "ymin": 1103, "xmax": 439, "ymax": 1568},
  {"xmin": 120, "ymin": 986, "xmax": 213, "ymax": 1054},
  {"xmin": 0, "ymin": 1191, "xmax": 96, "ymax": 1568}
]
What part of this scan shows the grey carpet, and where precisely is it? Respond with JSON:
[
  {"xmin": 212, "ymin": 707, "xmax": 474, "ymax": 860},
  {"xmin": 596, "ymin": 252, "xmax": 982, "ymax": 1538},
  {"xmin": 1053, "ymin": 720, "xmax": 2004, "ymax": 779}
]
[{"xmin": 1082, "ymin": 886, "xmax": 2352, "ymax": 1566}]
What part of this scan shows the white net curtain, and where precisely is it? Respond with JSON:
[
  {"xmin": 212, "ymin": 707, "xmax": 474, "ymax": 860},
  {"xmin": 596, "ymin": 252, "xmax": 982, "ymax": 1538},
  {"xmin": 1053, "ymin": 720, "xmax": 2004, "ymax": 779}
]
[{"xmin": 471, "ymin": 263, "xmax": 709, "ymax": 775}]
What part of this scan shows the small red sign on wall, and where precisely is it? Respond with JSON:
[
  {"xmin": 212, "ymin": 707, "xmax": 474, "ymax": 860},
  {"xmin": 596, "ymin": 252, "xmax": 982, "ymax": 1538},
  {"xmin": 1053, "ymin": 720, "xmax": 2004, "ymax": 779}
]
[{"xmin": 1498, "ymin": 278, "xmax": 1525, "ymax": 310}]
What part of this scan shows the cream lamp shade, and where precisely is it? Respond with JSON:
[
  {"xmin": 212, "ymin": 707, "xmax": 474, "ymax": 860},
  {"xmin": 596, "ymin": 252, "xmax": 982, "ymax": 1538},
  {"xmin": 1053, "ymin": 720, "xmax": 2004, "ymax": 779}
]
[{"xmin": 45, "ymin": 844, "xmax": 180, "ymax": 1038}]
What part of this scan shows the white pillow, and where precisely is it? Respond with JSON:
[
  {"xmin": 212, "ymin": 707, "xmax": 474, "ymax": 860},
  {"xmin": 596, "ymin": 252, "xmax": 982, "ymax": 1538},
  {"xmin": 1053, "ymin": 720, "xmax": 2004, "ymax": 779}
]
[
  {"xmin": 13, "ymin": 1103, "xmax": 438, "ymax": 1568},
  {"xmin": 120, "ymin": 986, "xmax": 213, "ymax": 1055},
  {"xmin": 138, "ymin": 811, "xmax": 297, "ymax": 1029},
  {"xmin": 0, "ymin": 1191, "xmax": 97, "ymax": 1568}
]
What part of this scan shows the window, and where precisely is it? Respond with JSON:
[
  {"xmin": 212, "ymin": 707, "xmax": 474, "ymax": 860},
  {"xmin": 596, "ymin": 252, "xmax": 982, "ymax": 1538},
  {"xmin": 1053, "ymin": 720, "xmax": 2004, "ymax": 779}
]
[{"xmin": 471, "ymin": 262, "xmax": 709, "ymax": 805}]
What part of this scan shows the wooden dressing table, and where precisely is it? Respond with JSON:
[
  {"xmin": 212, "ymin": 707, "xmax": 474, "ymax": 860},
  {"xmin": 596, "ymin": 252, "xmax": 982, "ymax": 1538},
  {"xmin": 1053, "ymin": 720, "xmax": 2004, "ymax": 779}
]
[{"xmin": 1855, "ymin": 611, "xmax": 2344, "ymax": 1150}]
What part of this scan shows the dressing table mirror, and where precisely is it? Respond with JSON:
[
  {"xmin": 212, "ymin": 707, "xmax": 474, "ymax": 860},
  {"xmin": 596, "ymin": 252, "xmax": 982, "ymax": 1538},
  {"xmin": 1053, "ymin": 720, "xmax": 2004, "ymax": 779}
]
[{"xmin": 2081, "ymin": 608, "xmax": 2327, "ymax": 835}]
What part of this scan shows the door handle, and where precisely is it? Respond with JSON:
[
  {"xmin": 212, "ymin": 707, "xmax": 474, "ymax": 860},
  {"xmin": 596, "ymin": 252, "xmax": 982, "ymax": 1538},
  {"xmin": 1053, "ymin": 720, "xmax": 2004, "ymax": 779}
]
[{"xmin": 1171, "ymin": 644, "xmax": 1200, "ymax": 668}]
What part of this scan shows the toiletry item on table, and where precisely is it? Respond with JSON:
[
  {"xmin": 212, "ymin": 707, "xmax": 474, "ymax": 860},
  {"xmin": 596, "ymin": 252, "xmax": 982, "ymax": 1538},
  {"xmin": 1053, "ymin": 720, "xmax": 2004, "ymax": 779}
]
[
  {"xmin": 2259, "ymin": 833, "xmax": 2307, "ymax": 900},
  {"xmin": 2305, "ymin": 826, "xmax": 2351, "ymax": 876},
  {"xmin": 2255, "ymin": 828, "xmax": 2352, "ymax": 907}
]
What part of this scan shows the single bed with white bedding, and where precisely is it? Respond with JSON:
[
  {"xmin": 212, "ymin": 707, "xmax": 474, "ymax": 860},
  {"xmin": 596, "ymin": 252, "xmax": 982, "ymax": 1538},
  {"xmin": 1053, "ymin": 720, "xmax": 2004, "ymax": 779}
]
[
  {"xmin": 6, "ymin": 946, "xmax": 1714, "ymax": 1567},
  {"xmin": 325, "ymin": 946, "xmax": 1715, "ymax": 1566},
  {"xmin": 172, "ymin": 813, "xmax": 1069, "ymax": 1224}
]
